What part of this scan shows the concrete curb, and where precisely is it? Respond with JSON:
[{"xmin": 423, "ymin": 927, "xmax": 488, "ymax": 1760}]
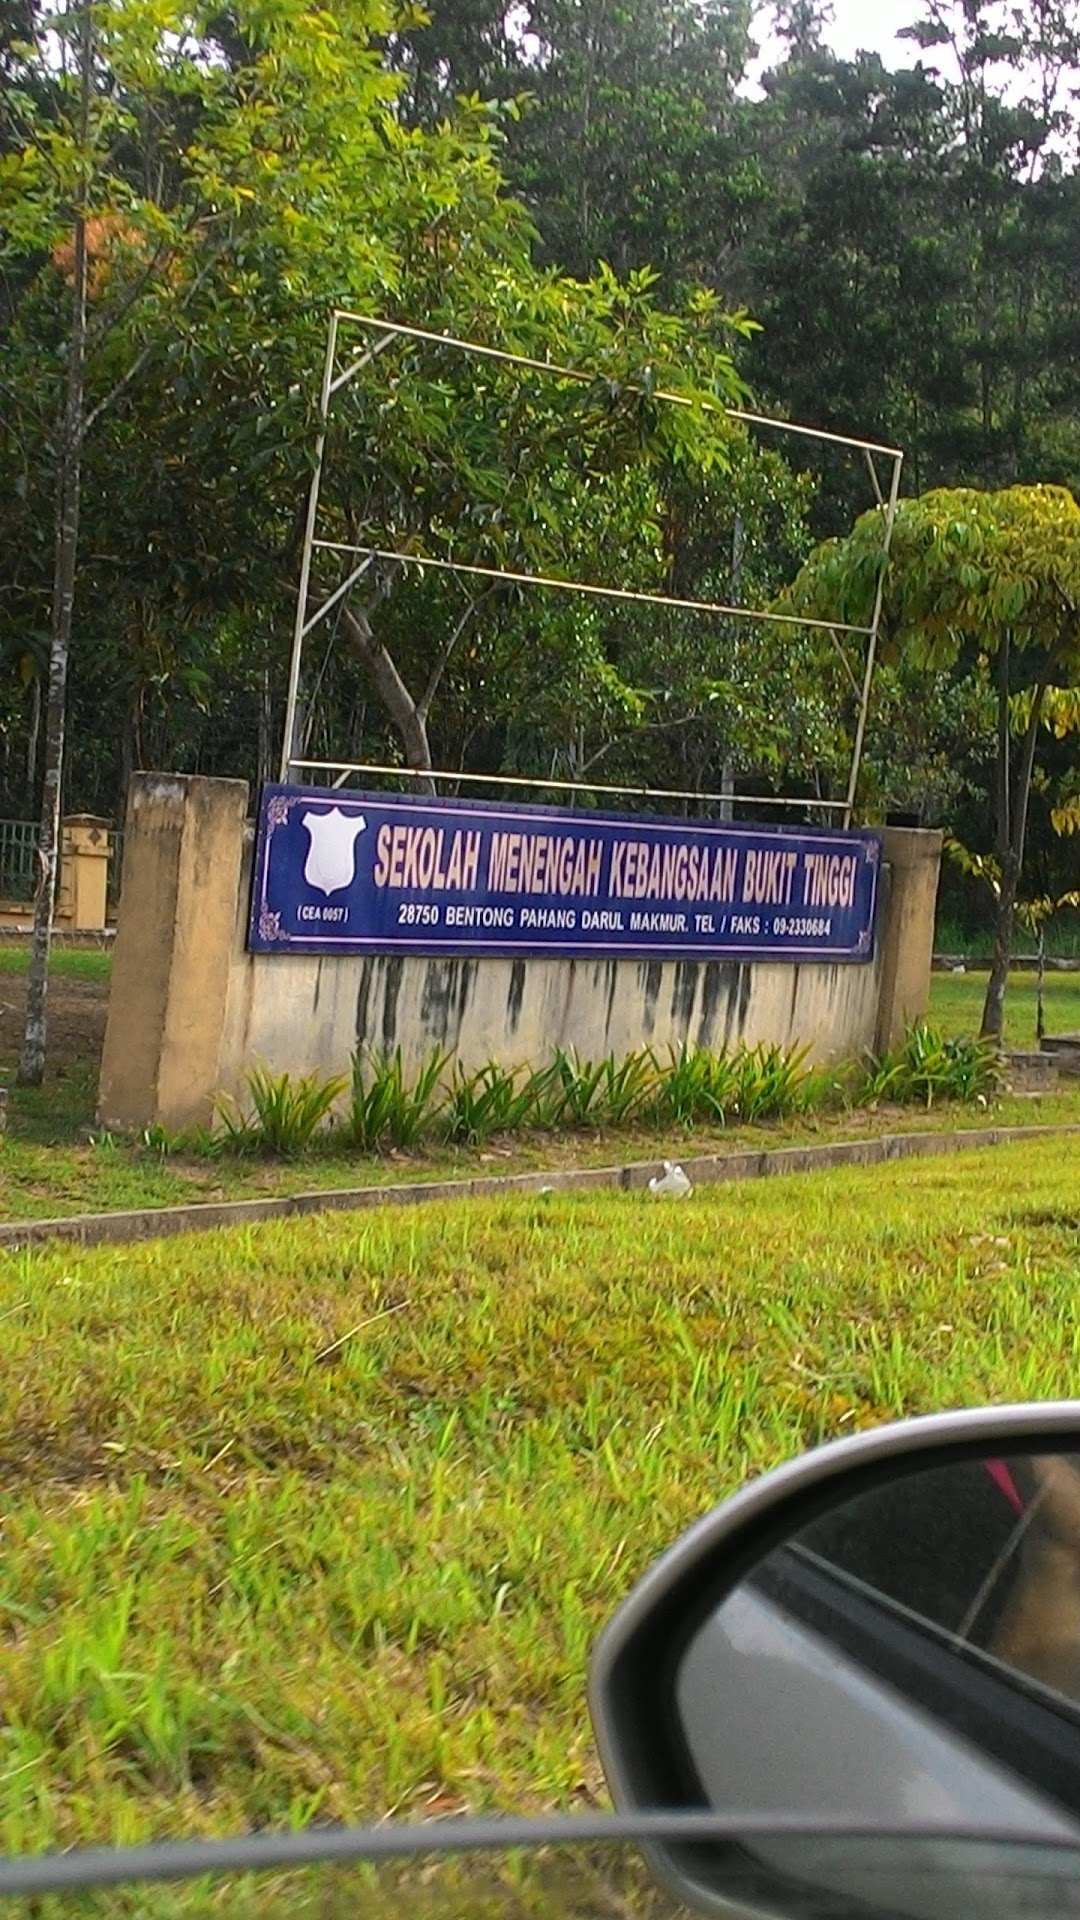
[{"xmin": 3, "ymin": 1123, "xmax": 1080, "ymax": 1254}]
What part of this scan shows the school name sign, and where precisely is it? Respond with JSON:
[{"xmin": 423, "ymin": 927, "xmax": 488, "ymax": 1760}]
[{"xmin": 249, "ymin": 786, "xmax": 881, "ymax": 963}]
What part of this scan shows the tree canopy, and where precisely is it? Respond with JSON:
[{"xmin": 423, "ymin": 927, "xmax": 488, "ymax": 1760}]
[
  {"xmin": 3, "ymin": 0, "xmax": 1080, "ymax": 965},
  {"xmin": 779, "ymin": 484, "xmax": 1080, "ymax": 1030}
]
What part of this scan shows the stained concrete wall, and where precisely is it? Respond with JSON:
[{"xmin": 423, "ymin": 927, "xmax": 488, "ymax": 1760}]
[
  {"xmin": 217, "ymin": 831, "xmax": 886, "ymax": 1095},
  {"xmin": 98, "ymin": 775, "xmax": 941, "ymax": 1133}
]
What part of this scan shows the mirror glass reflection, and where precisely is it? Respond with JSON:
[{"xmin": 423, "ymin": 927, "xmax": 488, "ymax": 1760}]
[
  {"xmin": 674, "ymin": 1448, "xmax": 1080, "ymax": 1920},
  {"xmin": 793, "ymin": 1452, "xmax": 1080, "ymax": 1708}
]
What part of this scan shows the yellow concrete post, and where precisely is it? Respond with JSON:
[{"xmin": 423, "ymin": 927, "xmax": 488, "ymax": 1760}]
[
  {"xmin": 98, "ymin": 774, "xmax": 249, "ymax": 1132},
  {"xmin": 874, "ymin": 826, "xmax": 943, "ymax": 1056},
  {"xmin": 58, "ymin": 814, "xmax": 112, "ymax": 929}
]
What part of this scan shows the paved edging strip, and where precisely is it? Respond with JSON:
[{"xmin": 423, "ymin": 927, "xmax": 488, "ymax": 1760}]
[{"xmin": 2, "ymin": 1123, "xmax": 1080, "ymax": 1253}]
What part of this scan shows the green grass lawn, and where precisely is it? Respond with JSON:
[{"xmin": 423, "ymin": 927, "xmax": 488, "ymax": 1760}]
[
  {"xmin": 0, "ymin": 944, "xmax": 112, "ymax": 981},
  {"xmin": 5, "ymin": 1088, "xmax": 1080, "ymax": 1228},
  {"xmin": 3, "ymin": 1135, "xmax": 1080, "ymax": 1903},
  {"xmin": 0, "ymin": 957, "xmax": 1077, "ymax": 1229},
  {"xmin": 929, "ymin": 965, "xmax": 1080, "ymax": 1046}
]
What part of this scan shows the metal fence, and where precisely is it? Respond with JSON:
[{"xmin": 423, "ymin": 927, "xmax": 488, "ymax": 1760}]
[
  {"xmin": 0, "ymin": 819, "xmax": 124, "ymax": 910},
  {"xmin": 0, "ymin": 819, "xmax": 42, "ymax": 902},
  {"xmin": 106, "ymin": 828, "xmax": 124, "ymax": 908}
]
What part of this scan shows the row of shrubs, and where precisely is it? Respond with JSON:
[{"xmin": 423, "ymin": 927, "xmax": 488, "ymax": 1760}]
[{"xmin": 151, "ymin": 1024, "xmax": 1002, "ymax": 1159}]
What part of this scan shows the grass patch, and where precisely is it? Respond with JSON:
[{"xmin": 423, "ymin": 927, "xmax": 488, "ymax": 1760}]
[
  {"xmin": 3, "ymin": 1134, "xmax": 1080, "ymax": 1899},
  {"xmin": 4, "ymin": 1085, "xmax": 1080, "ymax": 1230},
  {"xmin": 0, "ymin": 962, "xmax": 1073, "ymax": 1229},
  {"xmin": 929, "ymin": 967, "xmax": 1080, "ymax": 1047},
  {"xmin": 3, "ymin": 1091, "xmax": 1080, "ymax": 1227},
  {"xmin": 0, "ymin": 944, "xmax": 112, "ymax": 982},
  {"xmin": 935, "ymin": 913, "xmax": 1080, "ymax": 961}
]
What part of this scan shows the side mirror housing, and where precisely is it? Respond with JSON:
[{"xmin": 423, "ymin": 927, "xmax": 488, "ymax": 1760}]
[{"xmin": 590, "ymin": 1403, "xmax": 1080, "ymax": 1920}]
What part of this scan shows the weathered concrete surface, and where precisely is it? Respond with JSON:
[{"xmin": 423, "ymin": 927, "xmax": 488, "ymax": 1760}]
[
  {"xmin": 98, "ymin": 774, "xmax": 248, "ymax": 1131},
  {"xmin": 99, "ymin": 775, "xmax": 944, "ymax": 1127},
  {"xmin": 217, "ymin": 834, "xmax": 886, "ymax": 1096},
  {"xmin": 4, "ymin": 1125, "xmax": 1077, "ymax": 1253},
  {"xmin": 875, "ymin": 825, "xmax": 943, "ymax": 1052}
]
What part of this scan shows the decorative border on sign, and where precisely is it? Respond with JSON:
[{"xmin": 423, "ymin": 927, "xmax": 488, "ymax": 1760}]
[{"xmin": 248, "ymin": 785, "xmax": 883, "ymax": 964}]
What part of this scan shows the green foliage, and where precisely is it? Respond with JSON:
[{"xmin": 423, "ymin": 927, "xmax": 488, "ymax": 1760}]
[
  {"xmin": 208, "ymin": 1041, "xmax": 841, "ymax": 1156},
  {"xmin": 541, "ymin": 1046, "xmax": 657, "ymax": 1128},
  {"xmin": 861, "ymin": 1024, "xmax": 1001, "ymax": 1110},
  {"xmin": 737, "ymin": 1041, "xmax": 816, "ymax": 1121},
  {"xmin": 946, "ymin": 836, "xmax": 1080, "ymax": 935},
  {"xmin": 651, "ymin": 1044, "xmax": 745, "ymax": 1127},
  {"xmin": 445, "ymin": 1061, "xmax": 548, "ymax": 1144},
  {"xmin": 207, "ymin": 1028, "xmax": 999, "ymax": 1162},
  {"xmin": 1, "ymin": 0, "xmax": 766, "ymax": 818},
  {"xmin": 346, "ymin": 1046, "xmax": 449, "ymax": 1151},
  {"xmin": 651, "ymin": 1041, "xmax": 814, "ymax": 1127},
  {"xmin": 140, "ymin": 1122, "xmax": 179, "ymax": 1156},
  {"xmin": 215, "ymin": 1066, "xmax": 348, "ymax": 1157},
  {"xmin": 780, "ymin": 484, "xmax": 1080, "ymax": 1036},
  {"xmin": 5, "ymin": 0, "xmax": 1080, "ymax": 844},
  {"xmin": 780, "ymin": 486, "xmax": 1080, "ymax": 680}
]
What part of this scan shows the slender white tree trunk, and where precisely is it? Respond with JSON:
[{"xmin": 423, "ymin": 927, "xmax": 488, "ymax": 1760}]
[{"xmin": 18, "ymin": 0, "xmax": 91, "ymax": 1087}]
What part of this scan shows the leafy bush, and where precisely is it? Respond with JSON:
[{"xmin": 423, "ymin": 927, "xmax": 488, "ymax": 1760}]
[
  {"xmin": 734, "ymin": 1042, "xmax": 814, "ymax": 1121},
  {"xmin": 650, "ymin": 1042, "xmax": 812, "ymax": 1127},
  {"xmin": 214, "ymin": 1066, "xmax": 348, "ymax": 1156},
  {"xmin": 346, "ymin": 1047, "xmax": 449, "ymax": 1151},
  {"xmin": 202, "ymin": 1022, "xmax": 997, "ymax": 1164},
  {"xmin": 445, "ymin": 1061, "xmax": 546, "ymax": 1144},
  {"xmin": 595, "ymin": 1048, "xmax": 659, "ymax": 1125},
  {"xmin": 650, "ymin": 1046, "xmax": 743, "ymax": 1128},
  {"xmin": 543, "ymin": 1047, "xmax": 657, "ymax": 1129},
  {"xmin": 860, "ymin": 1022, "xmax": 1001, "ymax": 1109}
]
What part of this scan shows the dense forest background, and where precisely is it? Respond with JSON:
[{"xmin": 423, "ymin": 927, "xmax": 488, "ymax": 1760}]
[{"xmin": 4, "ymin": 0, "xmax": 1080, "ymax": 936}]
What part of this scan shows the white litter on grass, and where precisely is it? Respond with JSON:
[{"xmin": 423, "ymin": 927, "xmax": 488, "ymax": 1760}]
[{"xmin": 648, "ymin": 1160, "xmax": 693, "ymax": 1198}]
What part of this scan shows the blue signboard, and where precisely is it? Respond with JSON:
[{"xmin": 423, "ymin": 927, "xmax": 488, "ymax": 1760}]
[{"xmin": 249, "ymin": 785, "xmax": 881, "ymax": 963}]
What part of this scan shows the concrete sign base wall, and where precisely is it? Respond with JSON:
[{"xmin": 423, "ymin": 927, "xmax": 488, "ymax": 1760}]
[{"xmin": 98, "ymin": 776, "xmax": 942, "ymax": 1135}]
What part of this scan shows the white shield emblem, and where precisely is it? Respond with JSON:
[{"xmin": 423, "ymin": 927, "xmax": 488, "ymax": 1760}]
[{"xmin": 302, "ymin": 808, "xmax": 367, "ymax": 896}]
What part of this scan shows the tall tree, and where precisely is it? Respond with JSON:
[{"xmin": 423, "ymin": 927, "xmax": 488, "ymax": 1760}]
[
  {"xmin": 2, "ymin": 0, "xmax": 771, "ymax": 1034},
  {"xmin": 16, "ymin": 0, "xmax": 92, "ymax": 1087},
  {"xmin": 739, "ymin": 0, "xmax": 1080, "ymax": 524},
  {"xmin": 388, "ymin": 0, "xmax": 763, "ymax": 295},
  {"xmin": 298, "ymin": 269, "xmax": 756, "ymax": 779},
  {"xmin": 0, "ymin": 0, "xmax": 521, "ymax": 1074},
  {"xmin": 779, "ymin": 484, "xmax": 1080, "ymax": 1037}
]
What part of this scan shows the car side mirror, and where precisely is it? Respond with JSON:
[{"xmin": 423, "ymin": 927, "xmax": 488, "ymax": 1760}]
[{"xmin": 589, "ymin": 1403, "xmax": 1080, "ymax": 1920}]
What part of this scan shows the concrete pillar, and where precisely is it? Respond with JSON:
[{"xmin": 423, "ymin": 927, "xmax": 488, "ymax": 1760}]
[
  {"xmin": 98, "ymin": 774, "xmax": 249, "ymax": 1132},
  {"xmin": 874, "ymin": 826, "xmax": 943, "ymax": 1056},
  {"xmin": 58, "ymin": 814, "xmax": 112, "ymax": 929}
]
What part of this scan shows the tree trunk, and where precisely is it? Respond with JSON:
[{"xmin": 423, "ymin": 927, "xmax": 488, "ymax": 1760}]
[
  {"xmin": 980, "ymin": 847, "xmax": 1020, "ymax": 1041},
  {"xmin": 24, "ymin": 674, "xmax": 41, "ymax": 810},
  {"xmin": 18, "ymin": 0, "xmax": 91, "ymax": 1088},
  {"xmin": 980, "ymin": 672, "xmax": 1046, "ymax": 1041},
  {"xmin": 257, "ymin": 656, "xmax": 273, "ymax": 788},
  {"xmin": 339, "ymin": 600, "xmax": 436, "ymax": 795},
  {"xmin": 116, "ymin": 684, "xmax": 137, "ymax": 827}
]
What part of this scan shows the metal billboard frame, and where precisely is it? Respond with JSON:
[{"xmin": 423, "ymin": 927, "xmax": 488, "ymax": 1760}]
[{"xmin": 282, "ymin": 311, "xmax": 904, "ymax": 826}]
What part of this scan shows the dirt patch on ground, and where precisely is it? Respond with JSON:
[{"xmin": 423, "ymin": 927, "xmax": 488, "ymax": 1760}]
[{"xmin": 0, "ymin": 972, "xmax": 109, "ymax": 1076}]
